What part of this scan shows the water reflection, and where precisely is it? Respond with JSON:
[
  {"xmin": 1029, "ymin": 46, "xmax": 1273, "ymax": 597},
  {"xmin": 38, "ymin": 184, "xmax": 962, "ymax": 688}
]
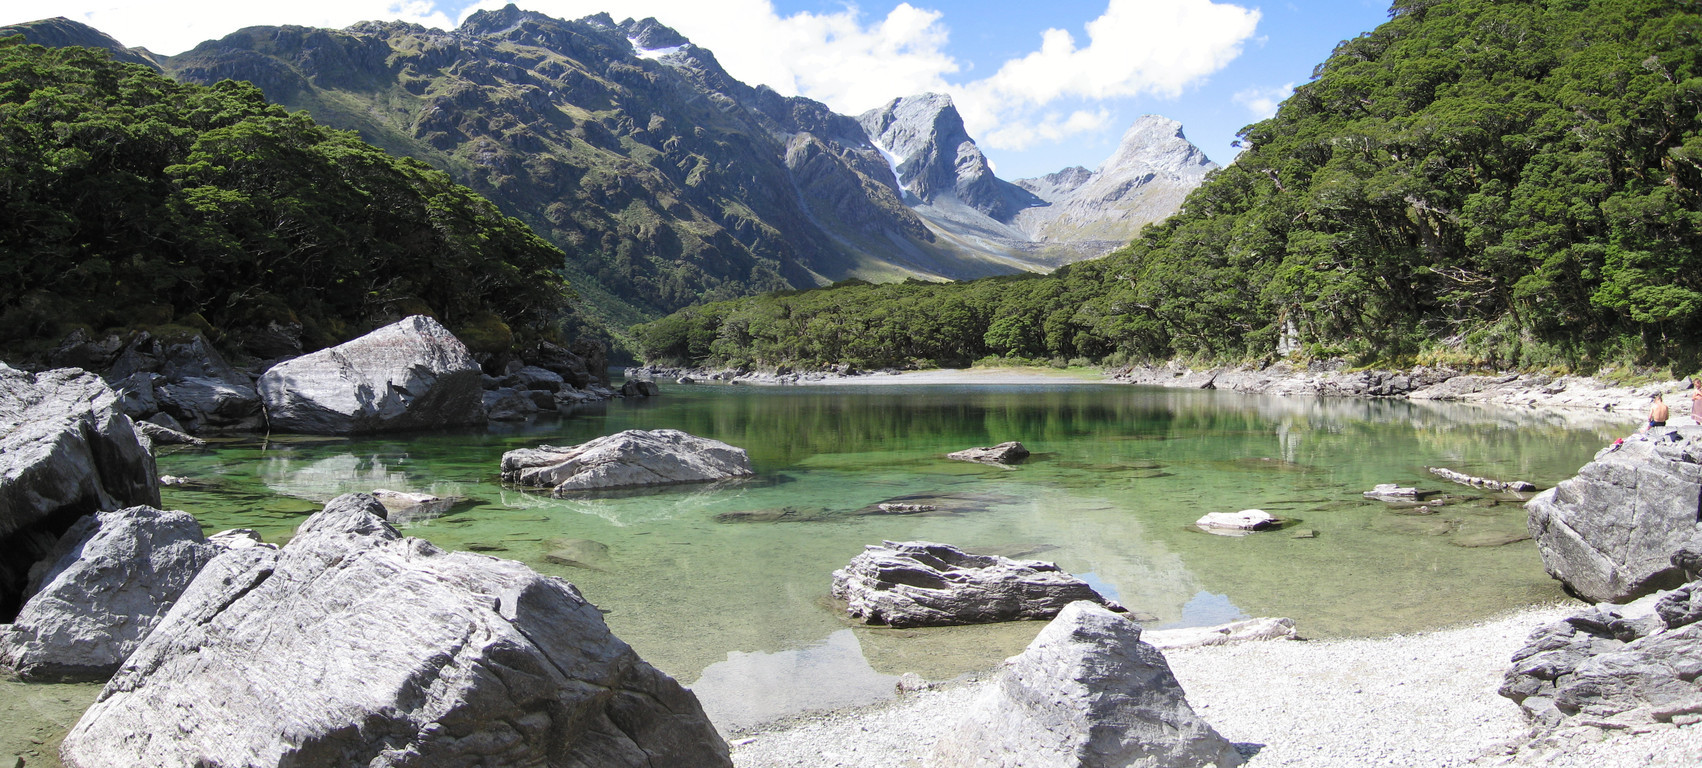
[
  {"xmin": 691, "ymin": 630, "xmax": 897, "ymax": 732},
  {"xmin": 153, "ymin": 381, "xmax": 1621, "ymax": 729}
]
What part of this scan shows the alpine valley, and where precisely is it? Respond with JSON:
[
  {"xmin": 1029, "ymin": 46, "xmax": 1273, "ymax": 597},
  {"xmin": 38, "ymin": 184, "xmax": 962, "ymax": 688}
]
[{"xmin": 3, "ymin": 8, "xmax": 1214, "ymax": 341}]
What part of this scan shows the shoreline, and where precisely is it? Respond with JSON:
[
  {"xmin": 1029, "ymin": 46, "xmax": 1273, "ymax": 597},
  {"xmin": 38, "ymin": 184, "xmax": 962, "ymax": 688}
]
[
  {"xmin": 627, "ymin": 361, "xmax": 1684, "ymax": 425},
  {"xmin": 727, "ymin": 603, "xmax": 1702, "ymax": 767}
]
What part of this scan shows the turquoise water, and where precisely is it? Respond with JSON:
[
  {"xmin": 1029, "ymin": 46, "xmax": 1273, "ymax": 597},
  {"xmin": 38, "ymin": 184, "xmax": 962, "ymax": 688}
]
[{"xmin": 135, "ymin": 381, "xmax": 1618, "ymax": 731}]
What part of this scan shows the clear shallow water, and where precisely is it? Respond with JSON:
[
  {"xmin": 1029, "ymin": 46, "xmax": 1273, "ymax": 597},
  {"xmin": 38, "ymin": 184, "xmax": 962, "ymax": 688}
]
[{"xmin": 6, "ymin": 382, "xmax": 1623, "ymax": 747}]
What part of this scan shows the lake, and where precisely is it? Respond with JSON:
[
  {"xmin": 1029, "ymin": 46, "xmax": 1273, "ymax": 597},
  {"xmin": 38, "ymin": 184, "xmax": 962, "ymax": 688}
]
[{"xmin": 1, "ymin": 380, "xmax": 1624, "ymax": 755}]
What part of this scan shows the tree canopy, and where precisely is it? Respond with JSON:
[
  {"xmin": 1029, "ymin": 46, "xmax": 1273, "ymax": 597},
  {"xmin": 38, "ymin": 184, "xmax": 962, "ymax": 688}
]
[
  {"xmin": 635, "ymin": 0, "xmax": 1702, "ymax": 373},
  {"xmin": 0, "ymin": 37, "xmax": 572, "ymax": 355}
]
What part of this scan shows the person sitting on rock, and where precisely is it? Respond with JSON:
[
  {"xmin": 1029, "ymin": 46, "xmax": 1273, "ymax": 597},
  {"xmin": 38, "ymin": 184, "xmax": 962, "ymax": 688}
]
[{"xmin": 1640, "ymin": 393, "xmax": 1670, "ymax": 433}]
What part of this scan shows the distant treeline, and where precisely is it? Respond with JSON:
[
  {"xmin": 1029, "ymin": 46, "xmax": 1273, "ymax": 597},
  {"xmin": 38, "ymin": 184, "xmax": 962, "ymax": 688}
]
[
  {"xmin": 635, "ymin": 0, "xmax": 1702, "ymax": 373},
  {"xmin": 0, "ymin": 38, "xmax": 572, "ymax": 356}
]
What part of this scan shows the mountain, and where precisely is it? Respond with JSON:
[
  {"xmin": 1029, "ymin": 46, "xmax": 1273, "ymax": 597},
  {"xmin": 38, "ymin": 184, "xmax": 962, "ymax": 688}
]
[
  {"xmin": 0, "ymin": 16, "xmax": 162, "ymax": 70},
  {"xmin": 3, "ymin": 8, "xmax": 1214, "ymax": 340},
  {"xmin": 633, "ymin": 0, "xmax": 1702, "ymax": 373},
  {"xmin": 1012, "ymin": 116, "xmax": 1217, "ymax": 249},
  {"xmin": 858, "ymin": 94, "xmax": 1215, "ymax": 267}
]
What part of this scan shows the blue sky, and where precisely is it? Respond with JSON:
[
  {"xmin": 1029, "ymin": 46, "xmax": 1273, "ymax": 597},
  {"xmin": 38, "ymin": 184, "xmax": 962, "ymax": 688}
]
[{"xmin": 4, "ymin": 0, "xmax": 1395, "ymax": 178}]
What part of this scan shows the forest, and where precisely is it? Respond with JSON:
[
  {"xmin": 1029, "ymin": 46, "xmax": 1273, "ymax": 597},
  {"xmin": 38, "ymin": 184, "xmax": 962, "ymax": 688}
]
[
  {"xmin": 0, "ymin": 38, "xmax": 572, "ymax": 358},
  {"xmin": 634, "ymin": 0, "xmax": 1702, "ymax": 373}
]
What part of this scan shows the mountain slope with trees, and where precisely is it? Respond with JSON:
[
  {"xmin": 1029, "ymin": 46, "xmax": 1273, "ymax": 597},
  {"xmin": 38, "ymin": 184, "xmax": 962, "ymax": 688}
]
[
  {"xmin": 0, "ymin": 37, "xmax": 570, "ymax": 358},
  {"xmin": 635, "ymin": 0, "xmax": 1702, "ymax": 373}
]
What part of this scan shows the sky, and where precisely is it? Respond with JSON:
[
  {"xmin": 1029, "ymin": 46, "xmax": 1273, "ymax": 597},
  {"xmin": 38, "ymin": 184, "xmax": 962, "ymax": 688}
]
[{"xmin": 2, "ymin": 0, "xmax": 1395, "ymax": 179}]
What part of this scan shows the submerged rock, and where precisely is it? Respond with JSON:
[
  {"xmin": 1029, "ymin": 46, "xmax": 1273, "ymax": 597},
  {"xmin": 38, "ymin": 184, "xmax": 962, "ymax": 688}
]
[
  {"xmin": 1142, "ymin": 617, "xmax": 1299, "ymax": 650},
  {"xmin": 371, "ymin": 489, "xmax": 458, "ymax": 524},
  {"xmin": 0, "ymin": 506, "xmax": 214, "ymax": 681},
  {"xmin": 501, "ymin": 429, "xmax": 754, "ymax": 495},
  {"xmin": 258, "ymin": 315, "xmax": 486, "ymax": 434},
  {"xmin": 830, "ymin": 540, "xmax": 1120, "ymax": 627},
  {"xmin": 1526, "ymin": 428, "xmax": 1702, "ymax": 603},
  {"xmin": 947, "ymin": 441, "xmax": 1030, "ymax": 465},
  {"xmin": 1195, "ymin": 509, "xmax": 1278, "ymax": 533},
  {"xmin": 1364, "ymin": 483, "xmax": 1428, "ymax": 501},
  {"xmin": 59, "ymin": 493, "xmax": 731, "ymax": 768},
  {"xmin": 932, "ymin": 601, "xmax": 1243, "ymax": 768},
  {"xmin": 1428, "ymin": 466, "xmax": 1538, "ymax": 493}
]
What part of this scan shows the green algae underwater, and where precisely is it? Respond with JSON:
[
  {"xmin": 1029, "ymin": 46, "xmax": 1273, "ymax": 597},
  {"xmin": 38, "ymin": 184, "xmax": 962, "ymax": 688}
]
[{"xmin": 3, "ymin": 382, "xmax": 1624, "ymax": 759}]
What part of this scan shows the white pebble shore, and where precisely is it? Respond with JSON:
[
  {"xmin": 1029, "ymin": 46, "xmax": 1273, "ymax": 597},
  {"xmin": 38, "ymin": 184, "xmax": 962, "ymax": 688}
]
[{"xmin": 729, "ymin": 604, "xmax": 1702, "ymax": 767}]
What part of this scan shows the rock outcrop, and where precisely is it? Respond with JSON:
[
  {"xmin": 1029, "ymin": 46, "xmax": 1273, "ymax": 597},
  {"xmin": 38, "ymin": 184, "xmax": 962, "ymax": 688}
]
[
  {"xmin": 501, "ymin": 429, "xmax": 754, "ymax": 494},
  {"xmin": 258, "ymin": 315, "xmax": 486, "ymax": 434},
  {"xmin": 858, "ymin": 93, "xmax": 1041, "ymax": 222},
  {"xmin": 830, "ymin": 541, "xmax": 1120, "ymax": 628},
  {"xmin": 932, "ymin": 601, "xmax": 1243, "ymax": 768},
  {"xmin": 946, "ymin": 441, "xmax": 1029, "ymax": 464},
  {"xmin": 1499, "ymin": 590, "xmax": 1702, "ymax": 729},
  {"xmin": 59, "ymin": 493, "xmax": 732, "ymax": 767},
  {"xmin": 0, "ymin": 364, "xmax": 159, "ymax": 620},
  {"xmin": 1195, "ymin": 509, "xmax": 1278, "ymax": 533},
  {"xmin": 0, "ymin": 506, "xmax": 214, "ymax": 681},
  {"xmin": 1526, "ymin": 427, "xmax": 1702, "ymax": 603}
]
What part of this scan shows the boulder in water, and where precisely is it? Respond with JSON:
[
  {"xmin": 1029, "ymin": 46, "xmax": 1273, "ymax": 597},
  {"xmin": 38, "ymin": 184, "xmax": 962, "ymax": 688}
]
[
  {"xmin": 0, "ymin": 365, "xmax": 159, "ymax": 619},
  {"xmin": 947, "ymin": 441, "xmax": 1030, "ymax": 464},
  {"xmin": 501, "ymin": 429, "xmax": 753, "ymax": 494},
  {"xmin": 830, "ymin": 540, "xmax": 1120, "ymax": 627},
  {"xmin": 257, "ymin": 316, "xmax": 486, "ymax": 434},
  {"xmin": 59, "ymin": 493, "xmax": 732, "ymax": 768},
  {"xmin": 0, "ymin": 506, "xmax": 214, "ymax": 681}
]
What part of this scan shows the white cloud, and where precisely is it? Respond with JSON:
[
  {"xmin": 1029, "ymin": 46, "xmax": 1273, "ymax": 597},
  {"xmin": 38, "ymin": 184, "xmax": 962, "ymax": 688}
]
[
  {"xmin": 4, "ymin": 1, "xmax": 456, "ymax": 55},
  {"xmin": 982, "ymin": 108, "xmax": 1112, "ymax": 152},
  {"xmin": 457, "ymin": 1, "xmax": 959, "ymax": 115},
  {"xmin": 1233, "ymin": 82, "xmax": 1294, "ymax": 119}
]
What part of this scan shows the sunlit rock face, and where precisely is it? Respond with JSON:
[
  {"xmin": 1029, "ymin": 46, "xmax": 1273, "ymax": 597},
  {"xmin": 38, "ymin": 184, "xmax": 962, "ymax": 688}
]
[
  {"xmin": 61, "ymin": 493, "xmax": 732, "ymax": 768},
  {"xmin": 258, "ymin": 315, "xmax": 486, "ymax": 434}
]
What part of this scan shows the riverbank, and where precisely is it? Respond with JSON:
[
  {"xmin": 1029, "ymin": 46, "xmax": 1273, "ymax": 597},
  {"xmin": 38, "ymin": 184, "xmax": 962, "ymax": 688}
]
[{"xmin": 727, "ymin": 603, "xmax": 1702, "ymax": 767}]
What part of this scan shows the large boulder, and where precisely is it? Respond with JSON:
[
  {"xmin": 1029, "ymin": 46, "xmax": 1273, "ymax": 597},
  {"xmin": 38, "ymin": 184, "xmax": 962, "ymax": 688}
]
[
  {"xmin": 932, "ymin": 601, "xmax": 1243, "ymax": 768},
  {"xmin": 0, "ymin": 364, "xmax": 158, "ymax": 619},
  {"xmin": 830, "ymin": 541, "xmax": 1120, "ymax": 628},
  {"xmin": 1499, "ymin": 589, "xmax": 1702, "ymax": 729},
  {"xmin": 258, "ymin": 315, "xmax": 487, "ymax": 434},
  {"xmin": 501, "ymin": 429, "xmax": 754, "ymax": 495},
  {"xmin": 1526, "ymin": 428, "xmax": 1702, "ymax": 603},
  {"xmin": 59, "ymin": 493, "xmax": 731, "ymax": 768},
  {"xmin": 107, "ymin": 331, "xmax": 263, "ymax": 432},
  {"xmin": 0, "ymin": 506, "xmax": 214, "ymax": 681}
]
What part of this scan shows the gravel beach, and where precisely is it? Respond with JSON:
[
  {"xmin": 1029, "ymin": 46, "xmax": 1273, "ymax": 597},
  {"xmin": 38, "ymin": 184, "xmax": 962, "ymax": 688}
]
[{"xmin": 728, "ymin": 603, "xmax": 1702, "ymax": 768}]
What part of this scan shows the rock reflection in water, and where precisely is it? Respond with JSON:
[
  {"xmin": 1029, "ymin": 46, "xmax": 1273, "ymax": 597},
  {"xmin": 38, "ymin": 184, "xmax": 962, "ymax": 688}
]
[{"xmin": 690, "ymin": 630, "xmax": 897, "ymax": 732}]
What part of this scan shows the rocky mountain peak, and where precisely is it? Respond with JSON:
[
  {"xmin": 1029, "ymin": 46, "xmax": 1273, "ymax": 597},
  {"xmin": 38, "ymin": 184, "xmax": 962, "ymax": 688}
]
[
  {"xmin": 858, "ymin": 93, "xmax": 1039, "ymax": 222},
  {"xmin": 1097, "ymin": 115, "xmax": 1215, "ymax": 180},
  {"xmin": 0, "ymin": 16, "xmax": 162, "ymax": 71},
  {"xmin": 1011, "ymin": 114, "xmax": 1215, "ymax": 249},
  {"xmin": 620, "ymin": 17, "xmax": 689, "ymax": 52}
]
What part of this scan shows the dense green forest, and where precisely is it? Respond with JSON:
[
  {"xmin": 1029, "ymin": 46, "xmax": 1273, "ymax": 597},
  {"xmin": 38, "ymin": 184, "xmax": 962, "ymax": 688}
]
[
  {"xmin": 635, "ymin": 0, "xmax": 1702, "ymax": 373},
  {"xmin": 0, "ymin": 38, "xmax": 574, "ymax": 358}
]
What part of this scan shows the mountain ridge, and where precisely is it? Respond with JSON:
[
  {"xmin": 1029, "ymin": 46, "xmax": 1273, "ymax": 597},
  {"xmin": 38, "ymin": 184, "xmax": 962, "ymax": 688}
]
[{"xmin": 2, "ymin": 8, "xmax": 1215, "ymax": 338}]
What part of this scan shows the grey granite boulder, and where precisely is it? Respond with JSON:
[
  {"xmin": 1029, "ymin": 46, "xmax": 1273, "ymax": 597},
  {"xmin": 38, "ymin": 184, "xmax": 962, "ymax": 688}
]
[
  {"xmin": 60, "ymin": 493, "xmax": 732, "ymax": 768},
  {"xmin": 932, "ymin": 601, "xmax": 1243, "ymax": 768},
  {"xmin": 947, "ymin": 441, "xmax": 1030, "ymax": 464},
  {"xmin": 1500, "ymin": 594, "xmax": 1702, "ymax": 729},
  {"xmin": 1, "ymin": 364, "xmax": 159, "ymax": 618},
  {"xmin": 258, "ymin": 315, "xmax": 487, "ymax": 434},
  {"xmin": 830, "ymin": 541, "xmax": 1120, "ymax": 627},
  {"xmin": 0, "ymin": 506, "xmax": 214, "ymax": 681},
  {"xmin": 108, "ymin": 332, "xmax": 262, "ymax": 431},
  {"xmin": 502, "ymin": 429, "xmax": 753, "ymax": 495},
  {"xmin": 1526, "ymin": 428, "xmax": 1702, "ymax": 602}
]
